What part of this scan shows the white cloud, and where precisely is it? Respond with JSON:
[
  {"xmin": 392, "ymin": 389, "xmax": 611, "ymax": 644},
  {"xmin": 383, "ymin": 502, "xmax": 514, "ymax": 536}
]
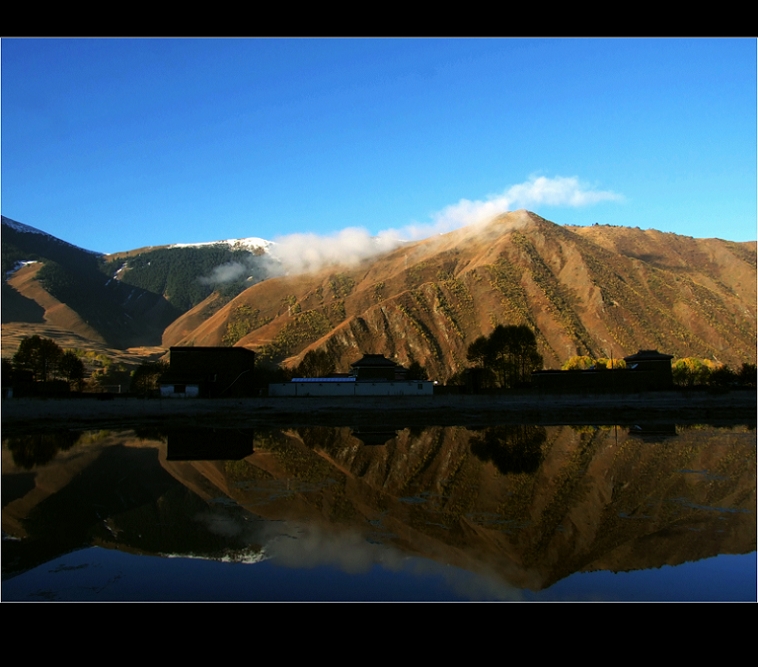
[
  {"xmin": 269, "ymin": 226, "xmax": 402, "ymax": 276},
  {"xmin": 199, "ymin": 261, "xmax": 249, "ymax": 285},
  {"xmin": 207, "ymin": 176, "xmax": 624, "ymax": 279},
  {"xmin": 405, "ymin": 175, "xmax": 624, "ymax": 240}
]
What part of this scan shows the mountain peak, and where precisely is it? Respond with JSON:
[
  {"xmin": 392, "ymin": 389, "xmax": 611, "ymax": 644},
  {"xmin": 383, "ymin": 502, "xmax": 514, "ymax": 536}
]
[
  {"xmin": 491, "ymin": 209, "xmax": 543, "ymax": 227},
  {"xmin": 2, "ymin": 216, "xmax": 48, "ymax": 236},
  {"xmin": 2, "ymin": 215, "xmax": 101, "ymax": 256}
]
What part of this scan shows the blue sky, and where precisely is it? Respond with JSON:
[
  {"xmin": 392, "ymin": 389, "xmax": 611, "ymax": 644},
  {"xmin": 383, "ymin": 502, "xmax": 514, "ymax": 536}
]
[{"xmin": 2, "ymin": 38, "xmax": 756, "ymax": 254}]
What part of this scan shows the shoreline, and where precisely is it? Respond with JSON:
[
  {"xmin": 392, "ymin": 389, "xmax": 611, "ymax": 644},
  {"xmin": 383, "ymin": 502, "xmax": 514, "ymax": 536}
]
[{"xmin": 1, "ymin": 390, "xmax": 755, "ymax": 434}]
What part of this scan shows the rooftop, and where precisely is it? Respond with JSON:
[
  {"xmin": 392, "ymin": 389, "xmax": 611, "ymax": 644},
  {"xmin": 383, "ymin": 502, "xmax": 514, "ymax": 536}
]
[
  {"xmin": 623, "ymin": 349, "xmax": 674, "ymax": 362},
  {"xmin": 350, "ymin": 354, "xmax": 399, "ymax": 368}
]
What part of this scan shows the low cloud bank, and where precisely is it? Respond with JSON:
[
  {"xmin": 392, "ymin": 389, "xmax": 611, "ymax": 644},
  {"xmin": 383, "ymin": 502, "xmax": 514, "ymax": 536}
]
[
  {"xmin": 268, "ymin": 226, "xmax": 403, "ymax": 276},
  {"xmin": 204, "ymin": 175, "xmax": 623, "ymax": 282}
]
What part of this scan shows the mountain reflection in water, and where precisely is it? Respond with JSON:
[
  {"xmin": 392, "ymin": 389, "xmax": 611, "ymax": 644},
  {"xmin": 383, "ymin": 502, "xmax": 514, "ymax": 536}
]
[{"xmin": 2, "ymin": 423, "xmax": 755, "ymax": 601}]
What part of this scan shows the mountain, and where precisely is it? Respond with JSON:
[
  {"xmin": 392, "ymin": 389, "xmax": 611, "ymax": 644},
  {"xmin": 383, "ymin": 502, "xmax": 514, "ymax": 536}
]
[
  {"xmin": 1, "ymin": 217, "xmax": 273, "ymax": 349},
  {"xmin": 100, "ymin": 245, "xmax": 270, "ymax": 314},
  {"xmin": 2, "ymin": 216, "xmax": 181, "ymax": 347},
  {"xmin": 4, "ymin": 212, "xmax": 755, "ymax": 376},
  {"xmin": 165, "ymin": 211, "xmax": 756, "ymax": 379}
]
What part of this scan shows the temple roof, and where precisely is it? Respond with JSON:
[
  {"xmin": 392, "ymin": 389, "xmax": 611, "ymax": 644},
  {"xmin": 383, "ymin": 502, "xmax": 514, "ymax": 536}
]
[
  {"xmin": 623, "ymin": 349, "xmax": 674, "ymax": 362},
  {"xmin": 350, "ymin": 354, "xmax": 399, "ymax": 368}
]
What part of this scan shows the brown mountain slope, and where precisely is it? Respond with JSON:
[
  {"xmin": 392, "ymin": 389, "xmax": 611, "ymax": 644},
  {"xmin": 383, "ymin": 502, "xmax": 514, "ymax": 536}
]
[
  {"xmin": 162, "ymin": 292, "xmax": 227, "ymax": 348},
  {"xmin": 169, "ymin": 211, "xmax": 756, "ymax": 380},
  {"xmin": 6, "ymin": 263, "xmax": 106, "ymax": 343}
]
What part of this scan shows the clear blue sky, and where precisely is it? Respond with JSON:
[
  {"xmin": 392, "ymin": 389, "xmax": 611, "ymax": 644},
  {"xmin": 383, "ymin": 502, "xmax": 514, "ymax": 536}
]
[{"xmin": 2, "ymin": 38, "xmax": 756, "ymax": 253}]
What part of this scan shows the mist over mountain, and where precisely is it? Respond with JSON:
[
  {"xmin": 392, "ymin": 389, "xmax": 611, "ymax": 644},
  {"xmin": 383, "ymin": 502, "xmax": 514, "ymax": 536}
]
[
  {"xmin": 164, "ymin": 211, "xmax": 756, "ymax": 378},
  {"xmin": 2, "ymin": 212, "xmax": 755, "ymax": 377}
]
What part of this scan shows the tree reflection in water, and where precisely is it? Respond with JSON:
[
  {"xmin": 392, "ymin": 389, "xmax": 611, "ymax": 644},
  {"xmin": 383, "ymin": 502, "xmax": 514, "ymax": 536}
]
[
  {"xmin": 5, "ymin": 430, "xmax": 81, "ymax": 469},
  {"xmin": 469, "ymin": 425, "xmax": 546, "ymax": 475},
  {"xmin": 2, "ymin": 422, "xmax": 755, "ymax": 600}
]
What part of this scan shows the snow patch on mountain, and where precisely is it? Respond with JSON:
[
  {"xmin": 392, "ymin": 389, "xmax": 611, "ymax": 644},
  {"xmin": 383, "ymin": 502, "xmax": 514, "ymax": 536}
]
[
  {"xmin": 5, "ymin": 260, "xmax": 38, "ymax": 279},
  {"xmin": 169, "ymin": 237, "xmax": 275, "ymax": 253}
]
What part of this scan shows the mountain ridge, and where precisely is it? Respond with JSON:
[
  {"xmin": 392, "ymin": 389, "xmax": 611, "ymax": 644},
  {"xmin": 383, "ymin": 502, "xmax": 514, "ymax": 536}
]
[
  {"xmin": 3, "ymin": 212, "xmax": 755, "ymax": 377},
  {"xmin": 1, "ymin": 216, "xmax": 274, "ymax": 347},
  {"xmin": 165, "ymin": 211, "xmax": 755, "ymax": 378}
]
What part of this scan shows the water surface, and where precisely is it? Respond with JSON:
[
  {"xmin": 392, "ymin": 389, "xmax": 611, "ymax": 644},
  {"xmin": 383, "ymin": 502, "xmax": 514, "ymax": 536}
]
[{"xmin": 3, "ymin": 423, "xmax": 755, "ymax": 601}]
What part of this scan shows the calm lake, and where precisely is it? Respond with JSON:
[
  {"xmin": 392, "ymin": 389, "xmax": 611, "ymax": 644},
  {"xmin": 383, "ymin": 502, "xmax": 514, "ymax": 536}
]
[{"xmin": 2, "ymin": 422, "xmax": 755, "ymax": 601}]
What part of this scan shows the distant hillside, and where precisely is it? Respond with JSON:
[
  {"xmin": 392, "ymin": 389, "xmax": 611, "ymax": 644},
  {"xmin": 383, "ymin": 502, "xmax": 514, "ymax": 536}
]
[
  {"xmin": 167, "ymin": 211, "xmax": 756, "ymax": 380},
  {"xmin": 4, "ymin": 212, "xmax": 755, "ymax": 373},
  {"xmin": 1, "ymin": 217, "xmax": 271, "ymax": 348},
  {"xmin": 2, "ymin": 216, "xmax": 178, "ymax": 347},
  {"xmin": 101, "ymin": 243, "xmax": 271, "ymax": 313},
  {"xmin": 2, "ymin": 217, "xmax": 101, "ymax": 276}
]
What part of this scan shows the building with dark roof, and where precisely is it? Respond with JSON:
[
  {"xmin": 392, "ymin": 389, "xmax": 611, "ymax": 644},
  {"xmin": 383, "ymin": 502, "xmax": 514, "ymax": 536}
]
[
  {"xmin": 269, "ymin": 353, "xmax": 433, "ymax": 396},
  {"xmin": 532, "ymin": 349, "xmax": 674, "ymax": 393},
  {"xmin": 623, "ymin": 349, "xmax": 674, "ymax": 389},
  {"xmin": 349, "ymin": 353, "xmax": 402, "ymax": 381},
  {"xmin": 160, "ymin": 347, "xmax": 256, "ymax": 398}
]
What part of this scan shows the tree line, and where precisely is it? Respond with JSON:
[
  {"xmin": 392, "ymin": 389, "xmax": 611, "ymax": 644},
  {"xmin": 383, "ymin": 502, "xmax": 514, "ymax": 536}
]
[
  {"xmin": 562, "ymin": 353, "xmax": 756, "ymax": 388},
  {"xmin": 2, "ymin": 335, "xmax": 167, "ymax": 396},
  {"xmin": 4, "ymin": 335, "xmax": 85, "ymax": 391},
  {"xmin": 7, "ymin": 331, "xmax": 753, "ymax": 398},
  {"xmin": 671, "ymin": 358, "xmax": 756, "ymax": 388}
]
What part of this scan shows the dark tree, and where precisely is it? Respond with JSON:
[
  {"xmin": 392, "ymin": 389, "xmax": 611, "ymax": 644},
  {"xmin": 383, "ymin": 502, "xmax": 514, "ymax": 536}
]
[
  {"xmin": 6, "ymin": 431, "xmax": 81, "ymax": 469},
  {"xmin": 130, "ymin": 360, "xmax": 169, "ymax": 396},
  {"xmin": 12, "ymin": 335, "xmax": 64, "ymax": 382},
  {"xmin": 252, "ymin": 361, "xmax": 292, "ymax": 393},
  {"xmin": 466, "ymin": 324, "xmax": 543, "ymax": 389},
  {"xmin": 294, "ymin": 350, "xmax": 335, "ymax": 378},
  {"xmin": 738, "ymin": 363, "xmax": 757, "ymax": 387},
  {"xmin": 58, "ymin": 350, "xmax": 85, "ymax": 390},
  {"xmin": 505, "ymin": 325, "xmax": 544, "ymax": 386},
  {"xmin": 405, "ymin": 361, "xmax": 428, "ymax": 381},
  {"xmin": 466, "ymin": 335, "xmax": 490, "ymax": 367},
  {"xmin": 469, "ymin": 425, "xmax": 547, "ymax": 475}
]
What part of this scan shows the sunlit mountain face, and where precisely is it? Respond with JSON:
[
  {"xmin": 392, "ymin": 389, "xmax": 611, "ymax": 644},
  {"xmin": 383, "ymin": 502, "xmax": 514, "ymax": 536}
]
[{"xmin": 3, "ymin": 212, "xmax": 756, "ymax": 375}]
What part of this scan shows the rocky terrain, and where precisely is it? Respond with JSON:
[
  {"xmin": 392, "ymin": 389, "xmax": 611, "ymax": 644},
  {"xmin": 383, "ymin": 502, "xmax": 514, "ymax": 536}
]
[
  {"xmin": 166, "ymin": 211, "xmax": 757, "ymax": 379},
  {"xmin": 3, "ymin": 211, "xmax": 755, "ymax": 379}
]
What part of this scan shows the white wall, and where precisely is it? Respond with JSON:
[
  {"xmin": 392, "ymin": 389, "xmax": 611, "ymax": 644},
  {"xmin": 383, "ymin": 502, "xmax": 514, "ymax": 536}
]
[{"xmin": 268, "ymin": 381, "xmax": 433, "ymax": 397}]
